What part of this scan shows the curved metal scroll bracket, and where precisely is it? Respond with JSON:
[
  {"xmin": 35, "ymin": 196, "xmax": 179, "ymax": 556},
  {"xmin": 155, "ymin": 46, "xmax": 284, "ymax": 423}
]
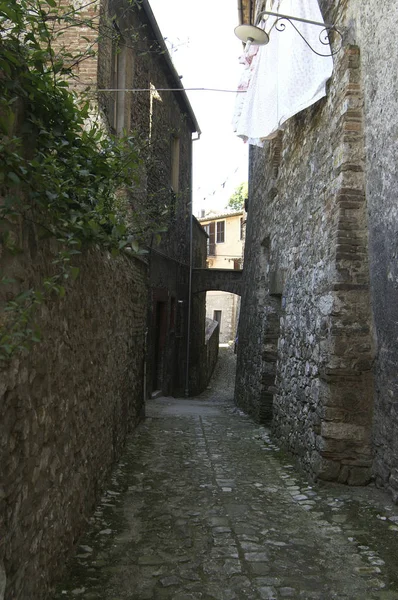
[
  {"xmin": 271, "ymin": 18, "xmax": 343, "ymax": 57},
  {"xmin": 256, "ymin": 10, "xmax": 344, "ymax": 57}
]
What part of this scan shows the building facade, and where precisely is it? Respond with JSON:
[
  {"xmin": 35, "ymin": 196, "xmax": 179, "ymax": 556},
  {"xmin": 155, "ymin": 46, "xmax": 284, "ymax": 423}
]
[
  {"xmin": 59, "ymin": 0, "xmax": 208, "ymax": 397},
  {"xmin": 235, "ymin": 0, "xmax": 398, "ymax": 498},
  {"xmin": 94, "ymin": 0, "xmax": 206, "ymax": 398},
  {"xmin": 199, "ymin": 210, "xmax": 245, "ymax": 344}
]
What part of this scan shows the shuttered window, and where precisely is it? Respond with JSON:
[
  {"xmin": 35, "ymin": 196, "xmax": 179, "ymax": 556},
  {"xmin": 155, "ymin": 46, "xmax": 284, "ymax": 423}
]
[
  {"xmin": 216, "ymin": 220, "xmax": 225, "ymax": 243},
  {"xmin": 204, "ymin": 223, "xmax": 216, "ymax": 255}
]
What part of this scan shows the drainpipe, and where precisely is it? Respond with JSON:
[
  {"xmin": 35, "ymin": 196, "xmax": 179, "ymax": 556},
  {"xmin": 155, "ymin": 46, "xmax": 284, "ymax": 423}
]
[{"xmin": 184, "ymin": 132, "xmax": 201, "ymax": 397}]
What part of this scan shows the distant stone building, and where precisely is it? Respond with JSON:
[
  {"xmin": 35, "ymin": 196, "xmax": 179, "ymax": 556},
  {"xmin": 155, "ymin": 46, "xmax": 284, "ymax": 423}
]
[
  {"xmin": 198, "ymin": 210, "xmax": 245, "ymax": 344},
  {"xmin": 235, "ymin": 0, "xmax": 398, "ymax": 499}
]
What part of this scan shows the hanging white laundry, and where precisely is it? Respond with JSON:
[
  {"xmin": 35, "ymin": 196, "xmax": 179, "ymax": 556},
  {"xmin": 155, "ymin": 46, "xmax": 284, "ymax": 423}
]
[
  {"xmin": 231, "ymin": 44, "xmax": 259, "ymax": 136},
  {"xmin": 233, "ymin": 0, "xmax": 334, "ymax": 146},
  {"xmin": 232, "ymin": 0, "xmax": 275, "ymax": 137}
]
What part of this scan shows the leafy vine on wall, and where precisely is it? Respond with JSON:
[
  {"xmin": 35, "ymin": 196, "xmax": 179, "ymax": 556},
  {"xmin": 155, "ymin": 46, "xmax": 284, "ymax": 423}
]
[{"xmin": 0, "ymin": 0, "xmax": 164, "ymax": 364}]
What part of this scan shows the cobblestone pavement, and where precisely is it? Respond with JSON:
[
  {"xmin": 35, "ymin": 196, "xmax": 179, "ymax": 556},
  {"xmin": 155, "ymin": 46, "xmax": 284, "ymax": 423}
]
[{"xmin": 53, "ymin": 349, "xmax": 398, "ymax": 600}]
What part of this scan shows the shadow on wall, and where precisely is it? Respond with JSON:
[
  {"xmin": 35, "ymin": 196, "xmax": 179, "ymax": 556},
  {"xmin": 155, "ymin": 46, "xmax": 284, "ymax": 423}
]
[
  {"xmin": 189, "ymin": 318, "xmax": 219, "ymax": 396},
  {"xmin": 0, "ymin": 561, "xmax": 5, "ymax": 600}
]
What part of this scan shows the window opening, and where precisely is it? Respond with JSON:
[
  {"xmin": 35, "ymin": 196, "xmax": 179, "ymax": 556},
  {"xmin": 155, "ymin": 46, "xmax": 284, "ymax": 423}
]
[
  {"xmin": 216, "ymin": 220, "xmax": 225, "ymax": 244},
  {"xmin": 204, "ymin": 223, "xmax": 216, "ymax": 255}
]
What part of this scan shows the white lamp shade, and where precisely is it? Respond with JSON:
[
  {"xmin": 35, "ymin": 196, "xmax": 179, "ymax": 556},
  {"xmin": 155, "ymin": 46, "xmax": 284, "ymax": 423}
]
[{"xmin": 234, "ymin": 24, "xmax": 270, "ymax": 46}]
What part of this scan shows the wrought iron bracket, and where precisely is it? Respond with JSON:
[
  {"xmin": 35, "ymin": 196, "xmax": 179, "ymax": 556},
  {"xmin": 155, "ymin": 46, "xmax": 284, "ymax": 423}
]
[{"xmin": 256, "ymin": 10, "xmax": 343, "ymax": 57}]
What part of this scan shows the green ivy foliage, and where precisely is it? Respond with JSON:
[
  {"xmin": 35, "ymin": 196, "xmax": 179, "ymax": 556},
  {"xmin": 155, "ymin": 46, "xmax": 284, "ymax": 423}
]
[{"xmin": 0, "ymin": 0, "xmax": 159, "ymax": 363}]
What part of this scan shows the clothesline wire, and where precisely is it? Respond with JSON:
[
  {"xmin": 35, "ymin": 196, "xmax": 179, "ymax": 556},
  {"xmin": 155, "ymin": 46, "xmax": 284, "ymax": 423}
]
[{"xmin": 97, "ymin": 88, "xmax": 246, "ymax": 93}]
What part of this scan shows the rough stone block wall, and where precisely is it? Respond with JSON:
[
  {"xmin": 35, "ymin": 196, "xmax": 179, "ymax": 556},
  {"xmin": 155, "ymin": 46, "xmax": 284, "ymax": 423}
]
[
  {"xmin": 0, "ymin": 241, "xmax": 147, "ymax": 600},
  {"xmin": 235, "ymin": 138, "xmax": 283, "ymax": 424},
  {"xmin": 353, "ymin": 0, "xmax": 398, "ymax": 500},
  {"xmin": 236, "ymin": 40, "xmax": 374, "ymax": 484},
  {"xmin": 91, "ymin": 0, "xmax": 206, "ymax": 399},
  {"xmin": 319, "ymin": 0, "xmax": 398, "ymax": 499}
]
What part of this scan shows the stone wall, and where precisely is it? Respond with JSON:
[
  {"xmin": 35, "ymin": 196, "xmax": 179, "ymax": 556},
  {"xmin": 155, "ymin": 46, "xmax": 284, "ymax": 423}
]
[
  {"xmin": 93, "ymin": 0, "xmax": 207, "ymax": 399},
  {"xmin": 350, "ymin": 0, "xmax": 398, "ymax": 499},
  {"xmin": 236, "ymin": 29, "xmax": 374, "ymax": 483},
  {"xmin": 0, "ymin": 241, "xmax": 147, "ymax": 600},
  {"xmin": 312, "ymin": 0, "xmax": 398, "ymax": 495}
]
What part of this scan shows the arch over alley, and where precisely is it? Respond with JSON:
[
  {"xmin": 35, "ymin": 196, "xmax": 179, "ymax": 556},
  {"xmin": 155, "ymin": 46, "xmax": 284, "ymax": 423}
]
[{"xmin": 192, "ymin": 268, "xmax": 243, "ymax": 296}]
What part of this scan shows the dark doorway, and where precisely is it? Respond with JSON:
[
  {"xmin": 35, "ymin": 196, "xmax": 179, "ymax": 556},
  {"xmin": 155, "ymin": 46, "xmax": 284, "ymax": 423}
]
[
  {"xmin": 153, "ymin": 301, "xmax": 168, "ymax": 391},
  {"xmin": 213, "ymin": 310, "xmax": 222, "ymax": 328}
]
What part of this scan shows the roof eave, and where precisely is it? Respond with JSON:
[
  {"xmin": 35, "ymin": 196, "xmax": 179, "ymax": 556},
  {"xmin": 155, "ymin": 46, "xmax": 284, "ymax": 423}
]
[
  {"xmin": 198, "ymin": 210, "xmax": 244, "ymax": 222},
  {"xmin": 140, "ymin": 0, "xmax": 201, "ymax": 135}
]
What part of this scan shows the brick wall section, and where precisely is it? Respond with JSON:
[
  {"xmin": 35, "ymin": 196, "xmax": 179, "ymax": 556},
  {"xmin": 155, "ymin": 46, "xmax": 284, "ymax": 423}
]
[
  {"xmin": 236, "ymin": 40, "xmax": 374, "ymax": 484},
  {"xmin": 0, "ymin": 240, "xmax": 147, "ymax": 600},
  {"xmin": 54, "ymin": 0, "xmax": 100, "ymax": 90}
]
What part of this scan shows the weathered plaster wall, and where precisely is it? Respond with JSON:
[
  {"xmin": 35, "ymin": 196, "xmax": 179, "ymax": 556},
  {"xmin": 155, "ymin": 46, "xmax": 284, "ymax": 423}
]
[
  {"xmin": 0, "ymin": 243, "xmax": 147, "ymax": 600},
  {"xmin": 206, "ymin": 291, "xmax": 239, "ymax": 344},
  {"xmin": 236, "ymin": 32, "xmax": 374, "ymax": 484}
]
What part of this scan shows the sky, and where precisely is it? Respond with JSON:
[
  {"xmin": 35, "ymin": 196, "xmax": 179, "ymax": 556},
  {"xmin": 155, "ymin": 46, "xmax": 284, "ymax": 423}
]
[{"xmin": 148, "ymin": 0, "xmax": 248, "ymax": 217}]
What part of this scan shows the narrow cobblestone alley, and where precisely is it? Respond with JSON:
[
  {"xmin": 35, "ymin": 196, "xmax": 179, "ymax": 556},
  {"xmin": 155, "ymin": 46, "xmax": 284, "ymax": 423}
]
[{"xmin": 53, "ymin": 350, "xmax": 398, "ymax": 600}]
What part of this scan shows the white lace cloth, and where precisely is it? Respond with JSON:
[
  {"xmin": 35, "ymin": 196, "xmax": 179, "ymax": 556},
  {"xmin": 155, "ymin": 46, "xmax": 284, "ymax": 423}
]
[{"xmin": 233, "ymin": 0, "xmax": 334, "ymax": 146}]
